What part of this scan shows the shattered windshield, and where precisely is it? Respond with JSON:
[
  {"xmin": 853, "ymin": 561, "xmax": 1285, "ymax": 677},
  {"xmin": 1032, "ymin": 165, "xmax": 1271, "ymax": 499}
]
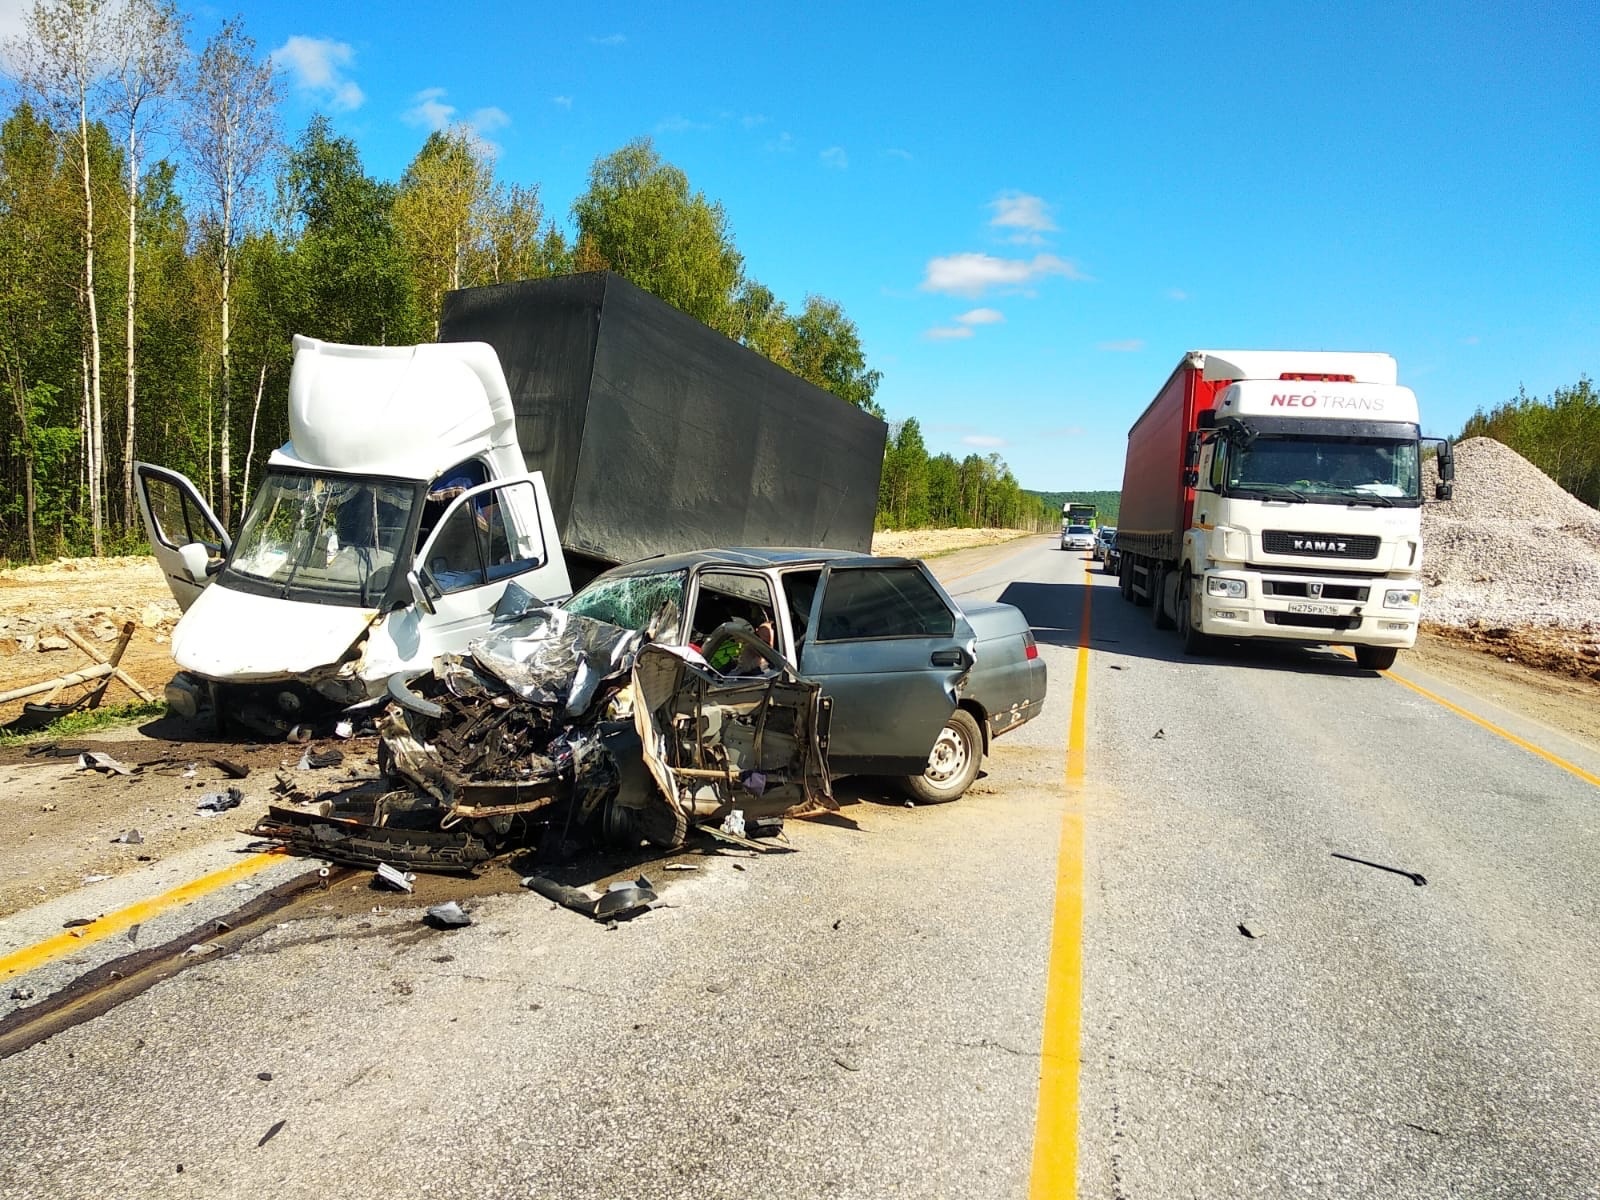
[
  {"xmin": 562, "ymin": 570, "xmax": 688, "ymax": 640},
  {"xmin": 225, "ymin": 470, "xmax": 415, "ymax": 605},
  {"xmin": 1225, "ymin": 436, "xmax": 1420, "ymax": 505}
]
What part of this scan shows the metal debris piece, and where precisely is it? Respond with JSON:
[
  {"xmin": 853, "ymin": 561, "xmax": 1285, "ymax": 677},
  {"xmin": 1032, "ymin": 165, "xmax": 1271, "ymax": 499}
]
[
  {"xmin": 111, "ymin": 828, "xmax": 143, "ymax": 844},
  {"xmin": 374, "ymin": 863, "xmax": 415, "ymax": 893},
  {"xmin": 257, "ymin": 1120, "xmax": 286, "ymax": 1147},
  {"xmin": 181, "ymin": 942, "xmax": 221, "ymax": 957},
  {"xmin": 424, "ymin": 900, "xmax": 473, "ymax": 928},
  {"xmin": 62, "ymin": 917, "xmax": 93, "ymax": 928},
  {"xmin": 197, "ymin": 786, "xmax": 244, "ymax": 814},
  {"xmin": 522, "ymin": 874, "xmax": 657, "ymax": 922},
  {"xmin": 211, "ymin": 757, "xmax": 250, "ymax": 779},
  {"xmin": 78, "ymin": 751, "xmax": 132, "ymax": 776},
  {"xmin": 9, "ymin": 985, "xmax": 36, "ymax": 1001},
  {"xmin": 1237, "ymin": 923, "xmax": 1258, "ymax": 939},
  {"xmin": 256, "ymin": 1071, "xmax": 273, "ymax": 1082},
  {"xmin": 1153, "ymin": 729, "xmax": 1166, "ymax": 739},
  {"xmin": 1331, "ymin": 852, "xmax": 1427, "ymax": 887}
]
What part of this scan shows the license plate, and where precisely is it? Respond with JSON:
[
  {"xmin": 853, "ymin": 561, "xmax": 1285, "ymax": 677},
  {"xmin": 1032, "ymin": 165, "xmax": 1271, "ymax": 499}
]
[{"xmin": 1287, "ymin": 602, "xmax": 1339, "ymax": 615}]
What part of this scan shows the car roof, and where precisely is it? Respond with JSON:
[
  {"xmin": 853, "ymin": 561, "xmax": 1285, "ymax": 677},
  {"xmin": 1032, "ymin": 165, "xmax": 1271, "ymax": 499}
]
[{"xmin": 588, "ymin": 546, "xmax": 879, "ymax": 581}]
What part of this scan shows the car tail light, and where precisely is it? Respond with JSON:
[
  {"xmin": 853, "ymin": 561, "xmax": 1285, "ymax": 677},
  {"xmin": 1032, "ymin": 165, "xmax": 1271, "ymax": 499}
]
[{"xmin": 1023, "ymin": 629, "xmax": 1039, "ymax": 660}]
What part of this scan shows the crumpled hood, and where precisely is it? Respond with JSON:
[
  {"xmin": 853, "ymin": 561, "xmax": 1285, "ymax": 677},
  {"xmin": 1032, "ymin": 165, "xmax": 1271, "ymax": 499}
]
[{"xmin": 172, "ymin": 581, "xmax": 379, "ymax": 682}]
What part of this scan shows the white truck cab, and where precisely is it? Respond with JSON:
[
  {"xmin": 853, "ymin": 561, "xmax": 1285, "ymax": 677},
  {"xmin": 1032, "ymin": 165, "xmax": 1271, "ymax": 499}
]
[{"xmin": 136, "ymin": 335, "xmax": 571, "ymax": 732}]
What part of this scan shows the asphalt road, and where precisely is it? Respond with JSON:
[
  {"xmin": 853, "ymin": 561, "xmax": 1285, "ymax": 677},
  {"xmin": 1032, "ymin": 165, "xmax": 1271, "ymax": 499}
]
[{"xmin": 3, "ymin": 535, "xmax": 1599, "ymax": 1199}]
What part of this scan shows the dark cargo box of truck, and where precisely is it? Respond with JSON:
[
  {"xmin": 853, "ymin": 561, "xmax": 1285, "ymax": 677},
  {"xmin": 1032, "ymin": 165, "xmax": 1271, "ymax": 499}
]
[{"xmin": 438, "ymin": 271, "xmax": 888, "ymax": 579}]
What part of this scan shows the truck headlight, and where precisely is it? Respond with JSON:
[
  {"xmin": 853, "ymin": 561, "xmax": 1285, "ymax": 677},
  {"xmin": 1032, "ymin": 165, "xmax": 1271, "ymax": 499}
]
[
  {"xmin": 1384, "ymin": 589, "xmax": 1420, "ymax": 608},
  {"xmin": 1207, "ymin": 577, "xmax": 1247, "ymax": 598}
]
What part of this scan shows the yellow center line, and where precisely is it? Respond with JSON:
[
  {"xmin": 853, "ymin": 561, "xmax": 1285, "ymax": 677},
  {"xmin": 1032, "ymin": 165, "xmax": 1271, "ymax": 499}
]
[
  {"xmin": 1382, "ymin": 664, "xmax": 1600, "ymax": 789},
  {"xmin": 1029, "ymin": 564, "xmax": 1092, "ymax": 1197},
  {"xmin": 0, "ymin": 851, "xmax": 287, "ymax": 981}
]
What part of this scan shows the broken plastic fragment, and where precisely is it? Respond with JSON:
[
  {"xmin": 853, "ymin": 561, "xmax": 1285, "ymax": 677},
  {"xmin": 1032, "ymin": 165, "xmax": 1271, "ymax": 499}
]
[
  {"xmin": 375, "ymin": 863, "xmax": 415, "ymax": 893},
  {"xmin": 334, "ymin": 719, "xmax": 354, "ymax": 739},
  {"xmin": 424, "ymin": 900, "xmax": 472, "ymax": 927},
  {"xmin": 78, "ymin": 751, "xmax": 132, "ymax": 776},
  {"xmin": 197, "ymin": 786, "xmax": 244, "ymax": 814},
  {"xmin": 720, "ymin": 809, "xmax": 746, "ymax": 837},
  {"xmin": 111, "ymin": 828, "xmax": 143, "ymax": 844}
]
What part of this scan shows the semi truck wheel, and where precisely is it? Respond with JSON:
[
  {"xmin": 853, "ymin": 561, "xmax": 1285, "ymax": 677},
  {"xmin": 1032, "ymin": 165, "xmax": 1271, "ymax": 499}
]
[
  {"xmin": 1179, "ymin": 573, "xmax": 1212, "ymax": 655},
  {"xmin": 1151, "ymin": 566, "xmax": 1176, "ymax": 630},
  {"xmin": 903, "ymin": 709, "xmax": 983, "ymax": 803},
  {"xmin": 1354, "ymin": 645, "xmax": 1398, "ymax": 671}
]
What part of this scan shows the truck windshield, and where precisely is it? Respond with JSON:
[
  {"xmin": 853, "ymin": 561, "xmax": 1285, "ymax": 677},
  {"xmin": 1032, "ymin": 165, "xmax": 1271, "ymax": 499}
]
[
  {"xmin": 1225, "ymin": 436, "xmax": 1420, "ymax": 505},
  {"xmin": 224, "ymin": 471, "xmax": 415, "ymax": 606},
  {"xmin": 562, "ymin": 569, "xmax": 688, "ymax": 639}
]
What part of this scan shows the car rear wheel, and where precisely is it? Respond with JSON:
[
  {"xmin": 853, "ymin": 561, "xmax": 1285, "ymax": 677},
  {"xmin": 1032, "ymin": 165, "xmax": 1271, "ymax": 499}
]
[{"xmin": 903, "ymin": 709, "xmax": 983, "ymax": 803}]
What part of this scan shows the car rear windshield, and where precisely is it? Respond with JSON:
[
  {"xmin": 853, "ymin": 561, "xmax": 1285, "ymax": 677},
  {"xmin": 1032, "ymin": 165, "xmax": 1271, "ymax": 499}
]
[{"xmin": 1067, "ymin": 525, "xmax": 1092, "ymax": 534}]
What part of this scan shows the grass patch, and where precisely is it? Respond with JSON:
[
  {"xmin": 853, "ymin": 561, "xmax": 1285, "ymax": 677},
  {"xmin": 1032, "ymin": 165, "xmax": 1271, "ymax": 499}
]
[{"xmin": 0, "ymin": 700, "xmax": 167, "ymax": 745}]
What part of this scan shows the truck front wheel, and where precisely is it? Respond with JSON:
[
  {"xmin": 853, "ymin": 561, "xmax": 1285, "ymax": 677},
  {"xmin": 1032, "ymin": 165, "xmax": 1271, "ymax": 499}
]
[
  {"xmin": 1354, "ymin": 645, "xmax": 1398, "ymax": 671},
  {"xmin": 903, "ymin": 709, "xmax": 984, "ymax": 803},
  {"xmin": 1179, "ymin": 573, "xmax": 1213, "ymax": 656}
]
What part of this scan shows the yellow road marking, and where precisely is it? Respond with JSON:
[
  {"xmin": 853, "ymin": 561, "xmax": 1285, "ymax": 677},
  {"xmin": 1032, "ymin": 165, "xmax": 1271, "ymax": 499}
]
[
  {"xmin": 0, "ymin": 851, "xmax": 286, "ymax": 981},
  {"xmin": 1029, "ymin": 564, "xmax": 1092, "ymax": 1197},
  {"xmin": 1381, "ymin": 664, "xmax": 1600, "ymax": 789}
]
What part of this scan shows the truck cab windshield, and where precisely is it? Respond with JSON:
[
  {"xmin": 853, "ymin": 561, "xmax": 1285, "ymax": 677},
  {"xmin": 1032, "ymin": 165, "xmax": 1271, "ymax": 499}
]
[
  {"xmin": 224, "ymin": 471, "xmax": 415, "ymax": 606},
  {"xmin": 1223, "ymin": 436, "xmax": 1420, "ymax": 506}
]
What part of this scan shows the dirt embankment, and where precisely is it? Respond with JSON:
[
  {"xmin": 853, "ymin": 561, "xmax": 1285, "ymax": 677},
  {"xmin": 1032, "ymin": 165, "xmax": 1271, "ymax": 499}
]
[{"xmin": 0, "ymin": 557, "xmax": 182, "ymax": 725}]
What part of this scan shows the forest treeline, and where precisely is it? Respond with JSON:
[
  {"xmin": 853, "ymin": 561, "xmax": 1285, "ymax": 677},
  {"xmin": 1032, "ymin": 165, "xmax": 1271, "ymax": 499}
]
[
  {"xmin": 1459, "ymin": 377, "xmax": 1599, "ymax": 508},
  {"xmin": 0, "ymin": 1, "xmax": 1048, "ymax": 565},
  {"xmin": 876, "ymin": 417, "xmax": 1057, "ymax": 532}
]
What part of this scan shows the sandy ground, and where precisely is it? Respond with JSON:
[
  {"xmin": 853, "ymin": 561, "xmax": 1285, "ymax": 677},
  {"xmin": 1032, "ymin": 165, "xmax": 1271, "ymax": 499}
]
[{"xmin": 1, "ymin": 538, "xmax": 1595, "ymax": 920}]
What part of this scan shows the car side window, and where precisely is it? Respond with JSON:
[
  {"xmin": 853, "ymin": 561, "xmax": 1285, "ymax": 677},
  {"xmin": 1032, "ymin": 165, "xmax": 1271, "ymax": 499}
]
[
  {"xmin": 145, "ymin": 476, "xmax": 223, "ymax": 554},
  {"xmin": 815, "ymin": 567, "xmax": 955, "ymax": 641}
]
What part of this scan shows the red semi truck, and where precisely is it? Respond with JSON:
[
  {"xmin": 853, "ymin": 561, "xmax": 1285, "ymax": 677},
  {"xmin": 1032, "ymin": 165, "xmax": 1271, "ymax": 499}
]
[{"xmin": 1116, "ymin": 350, "xmax": 1454, "ymax": 669}]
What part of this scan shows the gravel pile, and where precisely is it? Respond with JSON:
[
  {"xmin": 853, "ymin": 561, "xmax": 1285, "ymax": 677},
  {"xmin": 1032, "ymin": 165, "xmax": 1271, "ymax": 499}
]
[{"xmin": 1421, "ymin": 438, "xmax": 1600, "ymax": 631}]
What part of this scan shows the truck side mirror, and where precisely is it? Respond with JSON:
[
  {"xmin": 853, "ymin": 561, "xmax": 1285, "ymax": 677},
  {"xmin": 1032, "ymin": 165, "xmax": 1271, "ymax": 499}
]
[
  {"xmin": 1183, "ymin": 468, "xmax": 1200, "ymax": 487},
  {"xmin": 1184, "ymin": 431, "xmax": 1201, "ymax": 469},
  {"xmin": 1431, "ymin": 438, "xmax": 1455, "ymax": 500},
  {"xmin": 1197, "ymin": 409, "xmax": 1217, "ymax": 429},
  {"xmin": 177, "ymin": 542, "xmax": 212, "ymax": 583},
  {"xmin": 406, "ymin": 569, "xmax": 437, "ymax": 615}
]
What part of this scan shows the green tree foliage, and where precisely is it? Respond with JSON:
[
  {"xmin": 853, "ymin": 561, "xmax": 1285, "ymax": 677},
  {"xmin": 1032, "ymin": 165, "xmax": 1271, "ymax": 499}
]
[
  {"xmin": 1460, "ymin": 378, "xmax": 1599, "ymax": 508},
  {"xmin": 571, "ymin": 137, "xmax": 743, "ymax": 333},
  {"xmin": 872, "ymin": 420, "xmax": 1056, "ymax": 533},
  {"xmin": 1032, "ymin": 490, "xmax": 1122, "ymax": 525},
  {"xmin": 279, "ymin": 116, "xmax": 424, "ymax": 347},
  {"xmin": 0, "ymin": 29, "xmax": 895, "ymax": 560}
]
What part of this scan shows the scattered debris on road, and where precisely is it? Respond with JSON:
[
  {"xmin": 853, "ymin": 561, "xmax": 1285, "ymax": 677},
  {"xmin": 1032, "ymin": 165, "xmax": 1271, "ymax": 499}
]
[
  {"xmin": 424, "ymin": 900, "xmax": 472, "ymax": 928},
  {"xmin": 1237, "ymin": 922, "xmax": 1259, "ymax": 939},
  {"xmin": 1332, "ymin": 852, "xmax": 1427, "ymax": 887},
  {"xmin": 211, "ymin": 757, "xmax": 250, "ymax": 780},
  {"xmin": 110, "ymin": 829, "xmax": 143, "ymax": 844},
  {"xmin": 257, "ymin": 1119, "xmax": 286, "ymax": 1148},
  {"xmin": 523, "ymin": 873, "xmax": 658, "ymax": 923},
  {"xmin": 374, "ymin": 863, "xmax": 414, "ymax": 893},
  {"xmin": 197, "ymin": 786, "xmax": 244, "ymax": 814},
  {"xmin": 77, "ymin": 751, "xmax": 133, "ymax": 776}
]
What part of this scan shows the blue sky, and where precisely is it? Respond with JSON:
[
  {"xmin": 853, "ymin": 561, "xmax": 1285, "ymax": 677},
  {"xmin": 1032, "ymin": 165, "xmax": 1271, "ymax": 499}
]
[{"xmin": 6, "ymin": 1, "xmax": 1597, "ymax": 491}]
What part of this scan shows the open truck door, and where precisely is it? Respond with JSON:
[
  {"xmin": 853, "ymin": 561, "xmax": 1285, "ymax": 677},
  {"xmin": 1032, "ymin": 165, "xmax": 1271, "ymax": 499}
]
[
  {"xmin": 406, "ymin": 473, "xmax": 572, "ymax": 659},
  {"xmin": 134, "ymin": 462, "xmax": 231, "ymax": 612}
]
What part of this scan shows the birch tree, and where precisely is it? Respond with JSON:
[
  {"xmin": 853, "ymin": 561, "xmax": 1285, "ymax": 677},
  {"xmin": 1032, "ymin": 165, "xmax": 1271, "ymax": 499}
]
[
  {"xmin": 6, "ymin": 0, "xmax": 114, "ymax": 552},
  {"xmin": 180, "ymin": 17, "xmax": 279, "ymax": 525},
  {"xmin": 393, "ymin": 127, "xmax": 490, "ymax": 330},
  {"xmin": 103, "ymin": 0, "xmax": 185, "ymax": 527}
]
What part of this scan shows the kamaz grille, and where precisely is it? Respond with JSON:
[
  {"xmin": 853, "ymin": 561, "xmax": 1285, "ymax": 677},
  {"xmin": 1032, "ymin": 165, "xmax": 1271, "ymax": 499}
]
[
  {"xmin": 1262, "ymin": 531, "xmax": 1380, "ymax": 559},
  {"xmin": 1265, "ymin": 612, "xmax": 1363, "ymax": 632}
]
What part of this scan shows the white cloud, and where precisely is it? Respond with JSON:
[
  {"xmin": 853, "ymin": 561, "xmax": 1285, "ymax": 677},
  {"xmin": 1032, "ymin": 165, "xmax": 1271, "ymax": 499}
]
[
  {"xmin": 925, "ymin": 326, "xmax": 975, "ymax": 341},
  {"xmin": 553, "ymin": 95, "xmax": 573, "ymax": 109},
  {"xmin": 404, "ymin": 87, "xmax": 455, "ymax": 130},
  {"xmin": 402, "ymin": 90, "xmax": 509, "ymax": 155},
  {"xmin": 820, "ymin": 145, "xmax": 848, "ymax": 169},
  {"xmin": 963, "ymin": 434, "xmax": 1007, "ymax": 448},
  {"xmin": 1098, "ymin": 339, "xmax": 1144, "ymax": 352},
  {"xmin": 471, "ymin": 106, "xmax": 510, "ymax": 133},
  {"xmin": 656, "ymin": 114, "xmax": 710, "ymax": 134},
  {"xmin": 765, "ymin": 132, "xmax": 795, "ymax": 153},
  {"xmin": 272, "ymin": 36, "xmax": 365, "ymax": 112},
  {"xmin": 990, "ymin": 192, "xmax": 1056, "ymax": 236},
  {"xmin": 885, "ymin": 147, "xmax": 913, "ymax": 161},
  {"xmin": 1167, "ymin": 287, "xmax": 1189, "ymax": 301},
  {"xmin": 590, "ymin": 33, "xmax": 626, "ymax": 45},
  {"xmin": 957, "ymin": 307, "xmax": 1004, "ymax": 326},
  {"xmin": 920, "ymin": 252, "xmax": 1088, "ymax": 297}
]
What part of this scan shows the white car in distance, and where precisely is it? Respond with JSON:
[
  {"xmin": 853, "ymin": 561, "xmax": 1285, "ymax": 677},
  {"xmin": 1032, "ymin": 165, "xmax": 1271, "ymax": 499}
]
[{"xmin": 1060, "ymin": 523, "xmax": 1095, "ymax": 551}]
